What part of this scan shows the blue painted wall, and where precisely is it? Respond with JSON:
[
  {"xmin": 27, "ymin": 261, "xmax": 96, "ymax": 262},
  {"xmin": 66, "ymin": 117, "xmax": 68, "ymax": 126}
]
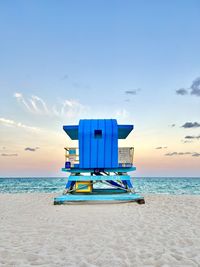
[{"xmin": 78, "ymin": 119, "xmax": 118, "ymax": 168}]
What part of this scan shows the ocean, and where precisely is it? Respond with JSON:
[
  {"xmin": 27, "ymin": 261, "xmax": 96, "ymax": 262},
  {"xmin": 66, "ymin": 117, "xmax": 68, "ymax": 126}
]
[{"xmin": 0, "ymin": 177, "xmax": 200, "ymax": 195}]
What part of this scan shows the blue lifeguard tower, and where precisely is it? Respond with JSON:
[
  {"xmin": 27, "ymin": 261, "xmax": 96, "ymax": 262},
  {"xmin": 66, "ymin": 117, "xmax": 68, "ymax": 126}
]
[{"xmin": 54, "ymin": 119, "xmax": 144, "ymax": 204}]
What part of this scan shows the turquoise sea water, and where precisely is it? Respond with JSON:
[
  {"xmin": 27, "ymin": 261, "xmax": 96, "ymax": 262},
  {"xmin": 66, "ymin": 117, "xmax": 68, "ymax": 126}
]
[{"xmin": 0, "ymin": 177, "xmax": 200, "ymax": 195}]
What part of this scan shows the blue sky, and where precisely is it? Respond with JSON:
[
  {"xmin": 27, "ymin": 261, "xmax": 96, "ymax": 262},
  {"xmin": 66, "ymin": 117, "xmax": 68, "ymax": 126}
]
[{"xmin": 0, "ymin": 0, "xmax": 200, "ymax": 176}]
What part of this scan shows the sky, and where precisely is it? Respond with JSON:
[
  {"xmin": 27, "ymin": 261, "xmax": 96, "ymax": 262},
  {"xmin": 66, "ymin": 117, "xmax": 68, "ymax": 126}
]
[{"xmin": 0, "ymin": 0, "xmax": 200, "ymax": 177}]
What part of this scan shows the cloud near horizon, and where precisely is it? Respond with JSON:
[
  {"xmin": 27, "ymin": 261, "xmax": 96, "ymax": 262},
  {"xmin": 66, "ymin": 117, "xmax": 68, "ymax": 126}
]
[
  {"xmin": 165, "ymin": 152, "xmax": 200, "ymax": 157},
  {"xmin": 192, "ymin": 153, "xmax": 200, "ymax": 157},
  {"xmin": 1, "ymin": 153, "xmax": 18, "ymax": 157},
  {"xmin": 182, "ymin": 122, "xmax": 200, "ymax": 128},
  {"xmin": 0, "ymin": 117, "xmax": 41, "ymax": 132},
  {"xmin": 185, "ymin": 135, "xmax": 200, "ymax": 140},
  {"xmin": 24, "ymin": 147, "xmax": 40, "ymax": 152},
  {"xmin": 182, "ymin": 140, "xmax": 193, "ymax": 143}
]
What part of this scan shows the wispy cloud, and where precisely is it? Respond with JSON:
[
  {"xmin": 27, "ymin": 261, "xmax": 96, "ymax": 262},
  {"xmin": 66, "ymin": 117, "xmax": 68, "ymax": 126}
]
[
  {"xmin": 1, "ymin": 153, "xmax": 18, "ymax": 157},
  {"xmin": 14, "ymin": 93, "xmax": 49, "ymax": 115},
  {"xmin": 14, "ymin": 92, "xmax": 89, "ymax": 119},
  {"xmin": 182, "ymin": 122, "xmax": 200, "ymax": 128},
  {"xmin": 14, "ymin": 92, "xmax": 133, "ymax": 122},
  {"xmin": 0, "ymin": 118, "xmax": 41, "ymax": 132},
  {"xmin": 24, "ymin": 147, "xmax": 40, "ymax": 152},
  {"xmin": 155, "ymin": 146, "xmax": 167, "ymax": 149},
  {"xmin": 52, "ymin": 99, "xmax": 89, "ymax": 120},
  {"xmin": 176, "ymin": 77, "xmax": 200, "ymax": 97},
  {"xmin": 185, "ymin": 135, "xmax": 200, "ymax": 140},
  {"xmin": 31, "ymin": 95, "xmax": 49, "ymax": 114}
]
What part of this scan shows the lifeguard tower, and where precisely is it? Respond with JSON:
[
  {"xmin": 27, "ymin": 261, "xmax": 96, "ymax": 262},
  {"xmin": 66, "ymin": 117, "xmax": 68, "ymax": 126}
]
[{"xmin": 54, "ymin": 119, "xmax": 144, "ymax": 204}]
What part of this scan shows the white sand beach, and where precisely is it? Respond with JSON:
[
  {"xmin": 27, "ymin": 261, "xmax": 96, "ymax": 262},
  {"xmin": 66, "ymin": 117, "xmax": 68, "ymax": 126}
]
[{"xmin": 0, "ymin": 194, "xmax": 200, "ymax": 267}]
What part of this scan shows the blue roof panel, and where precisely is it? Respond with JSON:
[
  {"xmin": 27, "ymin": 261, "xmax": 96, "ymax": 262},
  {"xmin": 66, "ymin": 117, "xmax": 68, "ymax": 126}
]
[
  {"xmin": 118, "ymin": 125, "xmax": 134, "ymax": 139},
  {"xmin": 63, "ymin": 125, "xmax": 78, "ymax": 140},
  {"xmin": 63, "ymin": 122, "xmax": 134, "ymax": 140}
]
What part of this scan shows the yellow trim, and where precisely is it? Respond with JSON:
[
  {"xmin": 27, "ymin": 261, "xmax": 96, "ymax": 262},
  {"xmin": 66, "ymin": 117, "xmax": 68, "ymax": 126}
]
[{"xmin": 75, "ymin": 181, "xmax": 92, "ymax": 193}]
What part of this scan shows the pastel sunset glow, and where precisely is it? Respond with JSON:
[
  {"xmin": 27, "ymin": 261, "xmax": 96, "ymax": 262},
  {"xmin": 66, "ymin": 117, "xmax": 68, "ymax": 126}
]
[{"xmin": 0, "ymin": 1, "xmax": 200, "ymax": 177}]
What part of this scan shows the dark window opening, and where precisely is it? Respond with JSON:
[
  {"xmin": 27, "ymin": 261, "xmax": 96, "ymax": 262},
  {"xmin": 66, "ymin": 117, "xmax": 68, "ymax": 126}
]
[{"xmin": 94, "ymin": 129, "xmax": 102, "ymax": 138}]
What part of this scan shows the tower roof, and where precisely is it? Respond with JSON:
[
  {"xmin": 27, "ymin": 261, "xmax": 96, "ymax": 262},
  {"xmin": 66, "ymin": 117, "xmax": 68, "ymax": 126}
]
[{"xmin": 63, "ymin": 119, "xmax": 133, "ymax": 140}]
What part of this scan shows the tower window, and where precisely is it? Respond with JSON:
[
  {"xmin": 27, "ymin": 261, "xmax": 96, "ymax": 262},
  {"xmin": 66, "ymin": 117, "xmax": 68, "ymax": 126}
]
[{"xmin": 94, "ymin": 129, "xmax": 102, "ymax": 138}]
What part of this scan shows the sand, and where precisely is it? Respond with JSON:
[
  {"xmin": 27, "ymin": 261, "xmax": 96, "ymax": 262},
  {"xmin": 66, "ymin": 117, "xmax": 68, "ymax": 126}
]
[{"xmin": 0, "ymin": 194, "xmax": 200, "ymax": 267}]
